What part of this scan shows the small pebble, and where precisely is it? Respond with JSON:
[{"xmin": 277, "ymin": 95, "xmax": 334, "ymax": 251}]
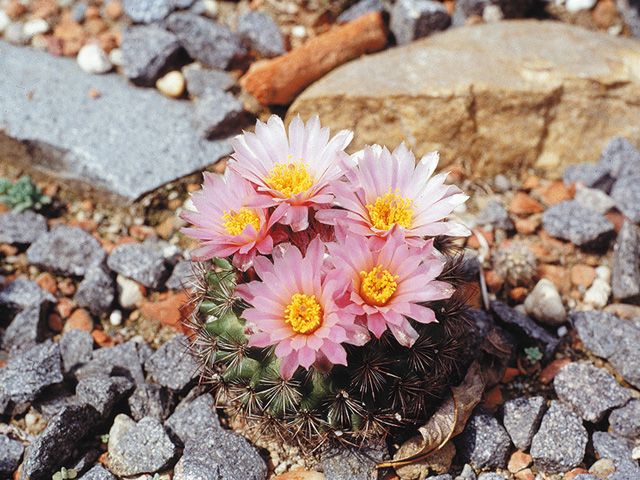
[
  {"xmin": 109, "ymin": 48, "xmax": 123, "ymax": 67},
  {"xmin": 23, "ymin": 18, "xmax": 49, "ymax": 38},
  {"xmin": 0, "ymin": 11, "xmax": 11, "ymax": 33},
  {"xmin": 565, "ymin": 0, "xmax": 598, "ymax": 12},
  {"xmin": 110, "ymin": 309, "xmax": 123, "ymax": 326},
  {"xmin": 88, "ymin": 88, "xmax": 100, "ymax": 99},
  {"xmin": 588, "ymin": 458, "xmax": 615, "ymax": 478},
  {"xmin": 5, "ymin": 22, "xmax": 27, "ymax": 45},
  {"xmin": 291, "ymin": 25, "xmax": 307, "ymax": 37},
  {"xmin": 482, "ymin": 4, "xmax": 503, "ymax": 22},
  {"xmin": 77, "ymin": 44, "xmax": 112, "ymax": 74},
  {"xmin": 156, "ymin": 71, "xmax": 185, "ymax": 98},
  {"xmin": 583, "ymin": 277, "xmax": 611, "ymax": 308},
  {"xmin": 524, "ymin": 278, "xmax": 567, "ymax": 326}
]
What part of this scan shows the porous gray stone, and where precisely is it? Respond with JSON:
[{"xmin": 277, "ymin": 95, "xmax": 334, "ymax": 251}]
[
  {"xmin": 0, "ymin": 41, "xmax": 232, "ymax": 205},
  {"xmin": 165, "ymin": 260, "xmax": 198, "ymax": 290},
  {"xmin": 598, "ymin": 136, "xmax": 640, "ymax": 179},
  {"xmin": 78, "ymin": 464, "xmax": 117, "ymax": 480},
  {"xmin": 74, "ymin": 265, "xmax": 116, "ymax": 317},
  {"xmin": 337, "ymin": 0, "xmax": 386, "ymax": 23},
  {"xmin": 0, "ymin": 434, "xmax": 24, "ymax": 477},
  {"xmin": 475, "ymin": 201, "xmax": 514, "ymax": 231},
  {"xmin": 570, "ymin": 310, "xmax": 640, "ymax": 388},
  {"xmin": 320, "ymin": 442, "xmax": 390, "ymax": 480},
  {"xmin": 107, "ymin": 415, "xmax": 177, "ymax": 476},
  {"xmin": 0, "ymin": 209, "xmax": 47, "ymax": 245},
  {"xmin": 562, "ymin": 163, "xmax": 613, "ymax": 192},
  {"xmin": 123, "ymin": 0, "xmax": 173, "ymax": 23},
  {"xmin": 490, "ymin": 300, "xmax": 560, "ymax": 360},
  {"xmin": 59, "ymin": 329, "xmax": 94, "ymax": 375},
  {"xmin": 425, "ymin": 475, "xmax": 451, "ymax": 480},
  {"xmin": 193, "ymin": 89, "xmax": 245, "ymax": 139},
  {"xmin": 554, "ymin": 362, "xmax": 633, "ymax": 422},
  {"xmin": 237, "ymin": 12, "xmax": 286, "ymax": 58},
  {"xmin": 502, "ymin": 396, "xmax": 546, "ymax": 451},
  {"xmin": 609, "ymin": 398, "xmax": 640, "ymax": 439},
  {"xmin": 128, "ymin": 382, "xmax": 174, "ymax": 422},
  {"xmin": 542, "ymin": 200, "xmax": 615, "ymax": 248},
  {"xmin": 107, "ymin": 243, "xmax": 168, "ymax": 289},
  {"xmin": 76, "ymin": 340, "xmax": 146, "ymax": 385},
  {"xmin": 120, "ymin": 25, "xmax": 183, "ymax": 86},
  {"xmin": 175, "ymin": 427, "xmax": 267, "ymax": 480},
  {"xmin": 390, "ymin": 0, "xmax": 450, "ymax": 46},
  {"xmin": 611, "ymin": 175, "xmax": 640, "ymax": 223},
  {"xmin": 145, "ymin": 334, "xmax": 199, "ymax": 391},
  {"xmin": 182, "ymin": 64, "xmax": 236, "ymax": 97},
  {"xmin": 476, "ymin": 474, "xmax": 504, "ymax": 480},
  {"xmin": 33, "ymin": 384, "xmax": 75, "ymax": 422},
  {"xmin": 164, "ymin": 12, "xmax": 246, "ymax": 69},
  {"xmin": 0, "ymin": 304, "xmax": 46, "ymax": 350},
  {"xmin": 21, "ymin": 405, "xmax": 103, "ymax": 480},
  {"xmin": 76, "ymin": 376, "xmax": 135, "ymax": 416},
  {"xmin": 530, "ymin": 400, "xmax": 588, "ymax": 474},
  {"xmin": 571, "ymin": 475, "xmax": 599, "ymax": 480},
  {"xmin": 26, "ymin": 225, "xmax": 106, "ymax": 277},
  {"xmin": 164, "ymin": 390, "xmax": 219, "ymax": 446},
  {"xmin": 611, "ymin": 220, "xmax": 640, "ymax": 303},
  {"xmin": 0, "ymin": 343, "xmax": 63, "ymax": 415},
  {"xmin": 456, "ymin": 412, "xmax": 511, "ymax": 469},
  {"xmin": 592, "ymin": 431, "xmax": 640, "ymax": 480},
  {"xmin": 0, "ymin": 277, "xmax": 56, "ymax": 318}
]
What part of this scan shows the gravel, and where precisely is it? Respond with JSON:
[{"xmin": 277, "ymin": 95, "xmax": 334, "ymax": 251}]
[
  {"xmin": 59, "ymin": 329, "xmax": 94, "ymax": 375},
  {"xmin": 610, "ymin": 175, "xmax": 640, "ymax": 223},
  {"xmin": 74, "ymin": 264, "xmax": 116, "ymax": 317},
  {"xmin": 164, "ymin": 390, "xmax": 220, "ymax": 446},
  {"xmin": 0, "ymin": 434, "xmax": 24, "ymax": 477},
  {"xmin": 75, "ymin": 376, "xmax": 135, "ymax": 416},
  {"xmin": 609, "ymin": 398, "xmax": 640, "ymax": 439},
  {"xmin": 0, "ymin": 277, "xmax": 56, "ymax": 316},
  {"xmin": 0, "ymin": 209, "xmax": 48, "ymax": 245},
  {"xmin": 192, "ymin": 89, "xmax": 245, "ymax": 139},
  {"xmin": 502, "ymin": 396, "xmax": 546, "ymax": 451},
  {"xmin": 591, "ymin": 431, "xmax": 640, "ymax": 480},
  {"xmin": 145, "ymin": 334, "xmax": 199, "ymax": 391},
  {"xmin": 542, "ymin": 200, "xmax": 615, "ymax": 248},
  {"xmin": 456, "ymin": 412, "xmax": 511, "ymax": 469},
  {"xmin": 237, "ymin": 11, "xmax": 286, "ymax": 58},
  {"xmin": 320, "ymin": 442, "xmax": 390, "ymax": 480},
  {"xmin": 611, "ymin": 220, "xmax": 640, "ymax": 302},
  {"xmin": 128, "ymin": 382, "xmax": 175, "ymax": 422},
  {"xmin": 182, "ymin": 64, "xmax": 236, "ymax": 97},
  {"xmin": 1, "ymin": 304, "xmax": 46, "ymax": 350},
  {"xmin": 107, "ymin": 242, "xmax": 169, "ymax": 289},
  {"xmin": 390, "ymin": 0, "xmax": 451, "ymax": 46}
]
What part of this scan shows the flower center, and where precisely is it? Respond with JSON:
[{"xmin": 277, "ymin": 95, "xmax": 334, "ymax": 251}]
[
  {"xmin": 366, "ymin": 189, "xmax": 414, "ymax": 230},
  {"xmin": 360, "ymin": 265, "xmax": 398, "ymax": 306},
  {"xmin": 265, "ymin": 159, "xmax": 315, "ymax": 197},
  {"xmin": 222, "ymin": 207, "xmax": 261, "ymax": 236},
  {"xmin": 285, "ymin": 293, "xmax": 323, "ymax": 334}
]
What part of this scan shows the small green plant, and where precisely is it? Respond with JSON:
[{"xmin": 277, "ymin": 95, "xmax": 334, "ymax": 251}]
[
  {"xmin": 524, "ymin": 346, "xmax": 543, "ymax": 364},
  {"xmin": 0, "ymin": 175, "xmax": 51, "ymax": 213},
  {"xmin": 100, "ymin": 433, "xmax": 109, "ymax": 443},
  {"xmin": 52, "ymin": 467, "xmax": 77, "ymax": 480}
]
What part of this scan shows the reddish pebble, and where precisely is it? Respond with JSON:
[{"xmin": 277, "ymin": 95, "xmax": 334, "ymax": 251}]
[
  {"xmin": 442, "ymin": 0, "xmax": 455, "ymax": 15},
  {"xmin": 484, "ymin": 269, "xmax": 503, "ymax": 293},
  {"xmin": 58, "ymin": 278, "xmax": 76, "ymax": 296},
  {"xmin": 5, "ymin": 1, "xmax": 27, "ymax": 20},
  {"xmin": 272, "ymin": 470, "xmax": 325, "ymax": 480},
  {"xmin": 92, "ymin": 329, "xmax": 115, "ymax": 348},
  {"xmin": 68, "ymin": 218, "xmax": 99, "ymax": 233},
  {"xmin": 53, "ymin": 21, "xmax": 86, "ymax": 42},
  {"xmin": 514, "ymin": 217, "xmax": 539, "ymax": 235},
  {"xmin": 156, "ymin": 216, "xmax": 177, "ymax": 240},
  {"xmin": 88, "ymin": 88, "xmax": 100, "ymax": 99},
  {"xmin": 536, "ymin": 264, "xmax": 570, "ymax": 294},
  {"xmin": 565, "ymin": 468, "xmax": 589, "ymax": 480},
  {"xmin": 98, "ymin": 31, "xmax": 119, "ymax": 53},
  {"xmin": 66, "ymin": 308, "xmax": 93, "ymax": 332},
  {"xmin": 538, "ymin": 180, "xmax": 573, "ymax": 205},
  {"xmin": 36, "ymin": 272, "xmax": 58, "ymax": 295},
  {"xmin": 508, "ymin": 450, "xmax": 533, "ymax": 473},
  {"xmin": 593, "ymin": 0, "xmax": 619, "ymax": 29},
  {"xmin": 521, "ymin": 175, "xmax": 540, "ymax": 191},
  {"xmin": 0, "ymin": 244, "xmax": 19, "ymax": 256},
  {"xmin": 62, "ymin": 38, "xmax": 84, "ymax": 57},
  {"xmin": 539, "ymin": 357, "xmax": 571, "ymax": 384},
  {"xmin": 213, "ymin": 159, "xmax": 227, "ymax": 174},
  {"xmin": 141, "ymin": 291, "xmax": 193, "ymax": 334},
  {"xmin": 514, "ymin": 469, "xmax": 535, "ymax": 480},
  {"xmin": 84, "ymin": 17, "xmax": 109, "ymax": 36},
  {"xmin": 466, "ymin": 229, "xmax": 493, "ymax": 249},
  {"xmin": 510, "ymin": 192, "xmax": 544, "ymax": 215},
  {"xmin": 502, "ymin": 367, "xmax": 520, "ymax": 383},
  {"xmin": 104, "ymin": 0, "xmax": 123, "ymax": 20},
  {"xmin": 80, "ymin": 199, "xmax": 95, "ymax": 211},
  {"xmin": 570, "ymin": 264, "xmax": 597, "ymax": 288},
  {"xmin": 48, "ymin": 313, "xmax": 63, "ymax": 332},
  {"xmin": 129, "ymin": 224, "xmax": 157, "ymax": 240},
  {"xmin": 605, "ymin": 210, "xmax": 625, "ymax": 233},
  {"xmin": 30, "ymin": 0, "xmax": 59, "ymax": 18},
  {"xmin": 85, "ymin": 5, "xmax": 101, "ymax": 18},
  {"xmin": 509, "ymin": 286, "xmax": 528, "ymax": 302},
  {"xmin": 481, "ymin": 385, "xmax": 503, "ymax": 412},
  {"xmin": 55, "ymin": 297, "xmax": 76, "ymax": 319}
]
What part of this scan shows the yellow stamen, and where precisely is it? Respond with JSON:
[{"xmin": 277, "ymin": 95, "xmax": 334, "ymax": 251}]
[
  {"xmin": 265, "ymin": 158, "xmax": 314, "ymax": 197},
  {"xmin": 360, "ymin": 265, "xmax": 398, "ymax": 306},
  {"xmin": 222, "ymin": 207, "xmax": 261, "ymax": 236},
  {"xmin": 285, "ymin": 293, "xmax": 323, "ymax": 334},
  {"xmin": 366, "ymin": 189, "xmax": 414, "ymax": 230}
]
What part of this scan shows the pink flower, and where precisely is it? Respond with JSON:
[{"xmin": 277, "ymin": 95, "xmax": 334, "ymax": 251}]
[
  {"xmin": 326, "ymin": 230, "xmax": 453, "ymax": 347},
  {"xmin": 235, "ymin": 238, "xmax": 369, "ymax": 379},
  {"xmin": 316, "ymin": 144, "xmax": 469, "ymax": 248},
  {"xmin": 179, "ymin": 171, "xmax": 286, "ymax": 271},
  {"xmin": 228, "ymin": 115, "xmax": 353, "ymax": 232}
]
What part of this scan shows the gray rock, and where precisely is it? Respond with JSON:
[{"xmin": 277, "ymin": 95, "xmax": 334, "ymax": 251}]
[
  {"xmin": 33, "ymin": 384, "xmax": 75, "ymax": 422},
  {"xmin": 165, "ymin": 390, "xmax": 219, "ymax": 446},
  {"xmin": 592, "ymin": 431, "xmax": 640, "ymax": 479},
  {"xmin": 142, "ymin": 236, "xmax": 184, "ymax": 267},
  {"xmin": 530, "ymin": 400, "xmax": 588, "ymax": 474},
  {"xmin": 502, "ymin": 396, "xmax": 546, "ymax": 451},
  {"xmin": 0, "ymin": 343, "xmax": 63, "ymax": 415},
  {"xmin": 164, "ymin": 12, "xmax": 246, "ymax": 69},
  {"xmin": 611, "ymin": 220, "xmax": 640, "ymax": 302},
  {"xmin": 571, "ymin": 475, "xmax": 600, "ymax": 480},
  {"xmin": 78, "ymin": 464, "xmax": 117, "ymax": 480},
  {"xmin": 128, "ymin": 382, "xmax": 174, "ymax": 422},
  {"xmin": 456, "ymin": 412, "xmax": 511, "ymax": 469},
  {"xmin": 466, "ymin": 308, "xmax": 495, "ymax": 350},
  {"xmin": 107, "ymin": 243, "xmax": 168, "ymax": 289},
  {"xmin": 523, "ymin": 278, "xmax": 567, "ymax": 327},
  {"xmin": 0, "ymin": 277, "xmax": 56, "ymax": 318},
  {"xmin": 4, "ymin": 22, "xmax": 27, "ymax": 45},
  {"xmin": 490, "ymin": 300, "xmax": 560, "ymax": 360},
  {"xmin": 1, "ymin": 304, "xmax": 46, "ymax": 351},
  {"xmin": 123, "ymin": 0, "xmax": 173, "ymax": 23},
  {"xmin": 570, "ymin": 310, "xmax": 640, "ymax": 388},
  {"xmin": 337, "ymin": 0, "xmax": 386, "ymax": 23},
  {"xmin": 454, "ymin": 0, "xmax": 534, "ymax": 19},
  {"xmin": 0, "ymin": 434, "xmax": 24, "ymax": 477},
  {"xmin": 426, "ymin": 476, "xmax": 451, "ymax": 480},
  {"xmin": 320, "ymin": 442, "xmax": 390, "ymax": 480},
  {"xmin": 26, "ymin": 225, "xmax": 106, "ymax": 277},
  {"xmin": 598, "ymin": 136, "xmax": 640, "ymax": 178},
  {"xmin": 476, "ymin": 474, "xmax": 504, "ymax": 480},
  {"xmin": 75, "ymin": 265, "xmax": 116, "ymax": 317},
  {"xmin": 0, "ymin": 209, "xmax": 48, "ymax": 245},
  {"xmin": 611, "ymin": 175, "xmax": 640, "ymax": 224},
  {"xmin": 71, "ymin": 2, "xmax": 88, "ymax": 23},
  {"xmin": 145, "ymin": 334, "xmax": 199, "ymax": 391},
  {"xmin": 21, "ymin": 404, "xmax": 103, "ymax": 480},
  {"xmin": 76, "ymin": 376, "xmax": 135, "ymax": 416},
  {"xmin": 0, "ymin": 41, "xmax": 232, "ymax": 205},
  {"xmin": 76, "ymin": 340, "xmax": 146, "ymax": 385},
  {"xmin": 107, "ymin": 415, "xmax": 177, "ymax": 476},
  {"xmin": 562, "ymin": 163, "xmax": 613, "ymax": 192},
  {"xmin": 59, "ymin": 329, "xmax": 94, "ymax": 375},
  {"xmin": 609, "ymin": 398, "xmax": 640, "ymax": 439},
  {"xmin": 390, "ymin": 0, "xmax": 450, "ymax": 46},
  {"xmin": 542, "ymin": 200, "xmax": 615, "ymax": 248},
  {"xmin": 175, "ymin": 427, "xmax": 267, "ymax": 480},
  {"xmin": 457, "ymin": 464, "xmax": 477, "ymax": 480},
  {"xmin": 120, "ymin": 25, "xmax": 183, "ymax": 86},
  {"xmin": 617, "ymin": 0, "xmax": 640, "ymax": 39},
  {"xmin": 193, "ymin": 89, "xmax": 245, "ymax": 139},
  {"xmin": 573, "ymin": 184, "xmax": 616, "ymax": 214},
  {"xmin": 165, "ymin": 260, "xmax": 198, "ymax": 290},
  {"xmin": 67, "ymin": 448, "xmax": 100, "ymax": 477},
  {"xmin": 182, "ymin": 64, "xmax": 236, "ymax": 97},
  {"xmin": 475, "ymin": 201, "xmax": 514, "ymax": 231},
  {"xmin": 554, "ymin": 362, "xmax": 633, "ymax": 422},
  {"xmin": 237, "ymin": 12, "xmax": 286, "ymax": 58}
]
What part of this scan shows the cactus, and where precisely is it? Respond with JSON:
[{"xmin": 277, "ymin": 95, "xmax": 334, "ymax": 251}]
[
  {"xmin": 490, "ymin": 241, "xmax": 537, "ymax": 287},
  {"xmin": 0, "ymin": 175, "xmax": 51, "ymax": 212}
]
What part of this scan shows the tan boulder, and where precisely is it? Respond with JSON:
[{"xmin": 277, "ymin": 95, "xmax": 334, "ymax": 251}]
[{"xmin": 287, "ymin": 20, "xmax": 640, "ymax": 177}]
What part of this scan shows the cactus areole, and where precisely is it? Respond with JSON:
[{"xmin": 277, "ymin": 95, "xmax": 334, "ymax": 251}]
[{"xmin": 180, "ymin": 115, "xmax": 475, "ymax": 448}]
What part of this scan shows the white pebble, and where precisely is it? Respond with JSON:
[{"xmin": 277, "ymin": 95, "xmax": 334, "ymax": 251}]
[
  {"xmin": 23, "ymin": 18, "xmax": 49, "ymax": 38},
  {"xmin": 109, "ymin": 47, "xmax": 123, "ymax": 67},
  {"xmin": 116, "ymin": 275, "xmax": 143, "ymax": 310},
  {"xmin": 632, "ymin": 446, "xmax": 640, "ymax": 461},
  {"xmin": 524, "ymin": 278, "xmax": 567, "ymax": 326},
  {"xmin": 291, "ymin": 25, "xmax": 307, "ymax": 38},
  {"xmin": 25, "ymin": 412, "xmax": 38, "ymax": 429},
  {"xmin": 0, "ymin": 11, "xmax": 11, "ymax": 34},
  {"xmin": 565, "ymin": 0, "xmax": 597, "ymax": 12},
  {"xmin": 574, "ymin": 184, "xmax": 615, "ymax": 214},
  {"xmin": 109, "ymin": 309, "xmax": 123, "ymax": 326},
  {"xmin": 557, "ymin": 325, "xmax": 568, "ymax": 337},
  {"xmin": 77, "ymin": 44, "xmax": 112, "ymax": 74},
  {"xmin": 595, "ymin": 265, "xmax": 611, "ymax": 282},
  {"xmin": 584, "ymin": 277, "xmax": 611, "ymax": 308},
  {"xmin": 156, "ymin": 70, "xmax": 185, "ymax": 99},
  {"xmin": 482, "ymin": 4, "xmax": 504, "ymax": 23}
]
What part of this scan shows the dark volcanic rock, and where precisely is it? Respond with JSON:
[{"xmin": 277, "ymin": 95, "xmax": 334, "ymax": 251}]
[
  {"xmin": 182, "ymin": 65, "xmax": 236, "ymax": 97},
  {"xmin": 475, "ymin": 200, "xmax": 514, "ymax": 231},
  {"xmin": 611, "ymin": 221, "xmax": 640, "ymax": 302},
  {"xmin": 337, "ymin": 0, "xmax": 386, "ymax": 23},
  {"xmin": 542, "ymin": 200, "xmax": 615, "ymax": 248},
  {"xmin": 0, "ymin": 209, "xmax": 47, "ymax": 245},
  {"xmin": 502, "ymin": 396, "xmax": 546, "ymax": 451},
  {"xmin": 74, "ymin": 264, "xmax": 116, "ymax": 317},
  {"xmin": 78, "ymin": 465, "xmax": 117, "ymax": 480},
  {"xmin": 26, "ymin": 225, "xmax": 106, "ymax": 277},
  {"xmin": 390, "ymin": 0, "xmax": 450, "ymax": 46},
  {"xmin": 0, "ymin": 277, "xmax": 56, "ymax": 318},
  {"xmin": 145, "ymin": 334, "xmax": 199, "ymax": 391},
  {"xmin": 59, "ymin": 329, "xmax": 94, "ymax": 375},
  {"xmin": 193, "ymin": 89, "xmax": 245, "ymax": 139},
  {"xmin": 592, "ymin": 431, "xmax": 640, "ymax": 479},
  {"xmin": 76, "ymin": 340, "xmax": 146, "ymax": 385},
  {"xmin": 609, "ymin": 398, "xmax": 640, "ymax": 439},
  {"xmin": 0, "ymin": 434, "xmax": 24, "ymax": 478},
  {"xmin": 1, "ymin": 304, "xmax": 47, "ymax": 350},
  {"xmin": 128, "ymin": 382, "xmax": 174, "ymax": 422},
  {"xmin": 320, "ymin": 442, "xmax": 390, "ymax": 480},
  {"xmin": 598, "ymin": 136, "xmax": 640, "ymax": 178},
  {"xmin": 76, "ymin": 376, "xmax": 135, "ymax": 416},
  {"xmin": 456, "ymin": 412, "xmax": 511, "ymax": 469},
  {"xmin": 164, "ymin": 390, "xmax": 219, "ymax": 446},
  {"xmin": 237, "ymin": 12, "xmax": 286, "ymax": 58},
  {"xmin": 123, "ymin": 0, "xmax": 173, "ymax": 24},
  {"xmin": 562, "ymin": 163, "xmax": 613, "ymax": 192},
  {"xmin": 107, "ymin": 243, "xmax": 169, "ymax": 289}
]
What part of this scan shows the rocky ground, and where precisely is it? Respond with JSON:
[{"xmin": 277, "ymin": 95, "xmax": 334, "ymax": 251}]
[{"xmin": 2, "ymin": 0, "xmax": 640, "ymax": 480}]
